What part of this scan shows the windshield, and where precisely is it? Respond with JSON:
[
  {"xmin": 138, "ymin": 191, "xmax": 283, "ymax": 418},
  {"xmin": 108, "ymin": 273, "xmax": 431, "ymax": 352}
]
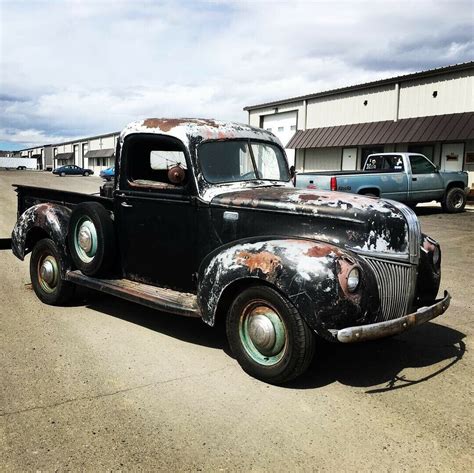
[{"xmin": 198, "ymin": 140, "xmax": 290, "ymax": 184}]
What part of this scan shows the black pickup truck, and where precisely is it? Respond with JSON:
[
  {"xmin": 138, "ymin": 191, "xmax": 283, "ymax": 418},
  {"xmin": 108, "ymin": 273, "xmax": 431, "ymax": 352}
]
[{"xmin": 7, "ymin": 118, "xmax": 450, "ymax": 384}]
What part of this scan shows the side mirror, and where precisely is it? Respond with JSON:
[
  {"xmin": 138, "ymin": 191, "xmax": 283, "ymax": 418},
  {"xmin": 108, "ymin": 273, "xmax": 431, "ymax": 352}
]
[{"xmin": 435, "ymin": 165, "xmax": 440, "ymax": 173}]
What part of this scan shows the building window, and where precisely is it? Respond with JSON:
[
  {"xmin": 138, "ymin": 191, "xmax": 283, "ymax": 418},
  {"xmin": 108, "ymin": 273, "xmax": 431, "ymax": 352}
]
[
  {"xmin": 290, "ymin": 125, "xmax": 296, "ymax": 131},
  {"xmin": 407, "ymin": 145, "xmax": 434, "ymax": 163},
  {"xmin": 266, "ymin": 128, "xmax": 272, "ymax": 132},
  {"xmin": 278, "ymin": 126, "xmax": 284, "ymax": 132}
]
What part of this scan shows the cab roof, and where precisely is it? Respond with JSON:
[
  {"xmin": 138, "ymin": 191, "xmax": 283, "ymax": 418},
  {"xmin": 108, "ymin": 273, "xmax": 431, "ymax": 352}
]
[{"xmin": 120, "ymin": 118, "xmax": 281, "ymax": 147}]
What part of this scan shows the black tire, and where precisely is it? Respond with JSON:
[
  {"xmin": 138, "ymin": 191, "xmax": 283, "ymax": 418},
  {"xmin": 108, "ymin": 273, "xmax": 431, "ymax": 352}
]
[
  {"xmin": 442, "ymin": 187, "xmax": 466, "ymax": 213},
  {"xmin": 226, "ymin": 285, "xmax": 315, "ymax": 384},
  {"xmin": 83, "ymin": 171, "xmax": 90, "ymax": 177},
  {"xmin": 67, "ymin": 202, "xmax": 116, "ymax": 276},
  {"xmin": 30, "ymin": 238, "xmax": 75, "ymax": 305},
  {"xmin": 60, "ymin": 172, "xmax": 65, "ymax": 177}
]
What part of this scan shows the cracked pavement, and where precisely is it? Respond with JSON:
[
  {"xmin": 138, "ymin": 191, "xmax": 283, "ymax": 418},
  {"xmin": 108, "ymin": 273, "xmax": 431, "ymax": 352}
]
[{"xmin": 1, "ymin": 171, "xmax": 473, "ymax": 471}]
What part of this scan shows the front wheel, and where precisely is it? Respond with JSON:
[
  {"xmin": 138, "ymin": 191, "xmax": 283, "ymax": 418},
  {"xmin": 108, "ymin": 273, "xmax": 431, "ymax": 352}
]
[
  {"xmin": 30, "ymin": 238, "xmax": 75, "ymax": 305},
  {"xmin": 226, "ymin": 285, "xmax": 315, "ymax": 384},
  {"xmin": 442, "ymin": 187, "xmax": 466, "ymax": 213}
]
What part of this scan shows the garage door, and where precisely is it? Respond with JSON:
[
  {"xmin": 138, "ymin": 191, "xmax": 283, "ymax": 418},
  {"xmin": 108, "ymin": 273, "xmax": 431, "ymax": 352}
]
[{"xmin": 263, "ymin": 111, "xmax": 297, "ymax": 167}]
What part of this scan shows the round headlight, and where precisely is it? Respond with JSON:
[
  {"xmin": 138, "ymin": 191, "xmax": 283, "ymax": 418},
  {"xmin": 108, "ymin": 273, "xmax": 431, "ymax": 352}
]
[
  {"xmin": 432, "ymin": 245, "xmax": 440, "ymax": 266},
  {"xmin": 347, "ymin": 267, "xmax": 360, "ymax": 293}
]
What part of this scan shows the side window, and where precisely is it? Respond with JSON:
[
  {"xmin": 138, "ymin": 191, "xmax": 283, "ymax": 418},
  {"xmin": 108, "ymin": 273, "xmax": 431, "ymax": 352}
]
[
  {"xmin": 384, "ymin": 155, "xmax": 404, "ymax": 171},
  {"xmin": 365, "ymin": 155, "xmax": 404, "ymax": 171},
  {"xmin": 409, "ymin": 154, "xmax": 436, "ymax": 174},
  {"xmin": 126, "ymin": 136, "xmax": 188, "ymax": 191}
]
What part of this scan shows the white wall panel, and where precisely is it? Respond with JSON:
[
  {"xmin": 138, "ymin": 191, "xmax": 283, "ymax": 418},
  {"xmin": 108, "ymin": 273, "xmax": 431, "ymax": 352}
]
[
  {"xmin": 306, "ymin": 85, "xmax": 396, "ymax": 128},
  {"xmin": 399, "ymin": 71, "xmax": 473, "ymax": 119},
  {"xmin": 101, "ymin": 136, "xmax": 115, "ymax": 148},
  {"xmin": 303, "ymin": 147, "xmax": 342, "ymax": 171}
]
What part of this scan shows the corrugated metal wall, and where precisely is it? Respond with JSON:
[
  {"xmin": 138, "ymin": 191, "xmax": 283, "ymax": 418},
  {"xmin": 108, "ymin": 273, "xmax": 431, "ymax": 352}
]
[{"xmin": 306, "ymin": 85, "xmax": 396, "ymax": 128}]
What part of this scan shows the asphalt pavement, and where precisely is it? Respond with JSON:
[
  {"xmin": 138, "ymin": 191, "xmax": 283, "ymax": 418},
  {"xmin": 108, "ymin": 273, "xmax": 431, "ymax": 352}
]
[{"xmin": 1, "ymin": 171, "xmax": 473, "ymax": 471}]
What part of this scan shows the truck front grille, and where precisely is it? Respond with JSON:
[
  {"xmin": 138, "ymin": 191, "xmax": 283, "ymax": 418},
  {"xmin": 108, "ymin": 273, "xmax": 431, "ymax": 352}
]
[{"xmin": 362, "ymin": 257, "xmax": 417, "ymax": 322}]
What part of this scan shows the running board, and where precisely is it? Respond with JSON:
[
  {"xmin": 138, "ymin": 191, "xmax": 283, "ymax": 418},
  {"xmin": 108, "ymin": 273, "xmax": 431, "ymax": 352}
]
[{"xmin": 65, "ymin": 270, "xmax": 201, "ymax": 318}]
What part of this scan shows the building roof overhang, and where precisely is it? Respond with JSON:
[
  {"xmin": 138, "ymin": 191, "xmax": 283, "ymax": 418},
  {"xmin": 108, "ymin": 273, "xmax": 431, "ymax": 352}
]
[{"xmin": 286, "ymin": 112, "xmax": 474, "ymax": 149}]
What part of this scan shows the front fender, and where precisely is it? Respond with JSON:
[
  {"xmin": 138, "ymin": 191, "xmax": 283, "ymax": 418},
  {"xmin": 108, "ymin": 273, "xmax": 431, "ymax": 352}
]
[
  {"xmin": 197, "ymin": 238, "xmax": 379, "ymax": 340},
  {"xmin": 12, "ymin": 203, "xmax": 72, "ymax": 274}
]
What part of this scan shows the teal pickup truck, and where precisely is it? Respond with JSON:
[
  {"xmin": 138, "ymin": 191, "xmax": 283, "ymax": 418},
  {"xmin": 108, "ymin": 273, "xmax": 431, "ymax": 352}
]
[{"xmin": 295, "ymin": 152, "xmax": 469, "ymax": 213}]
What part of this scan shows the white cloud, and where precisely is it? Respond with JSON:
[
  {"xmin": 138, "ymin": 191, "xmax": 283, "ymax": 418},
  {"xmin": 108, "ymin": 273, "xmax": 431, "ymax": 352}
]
[{"xmin": 0, "ymin": 0, "xmax": 472, "ymax": 148}]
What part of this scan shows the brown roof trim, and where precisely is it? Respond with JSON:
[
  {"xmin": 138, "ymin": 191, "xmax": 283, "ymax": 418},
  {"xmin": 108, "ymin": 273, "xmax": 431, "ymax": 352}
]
[
  {"xmin": 286, "ymin": 112, "xmax": 474, "ymax": 149},
  {"xmin": 244, "ymin": 62, "xmax": 474, "ymax": 111}
]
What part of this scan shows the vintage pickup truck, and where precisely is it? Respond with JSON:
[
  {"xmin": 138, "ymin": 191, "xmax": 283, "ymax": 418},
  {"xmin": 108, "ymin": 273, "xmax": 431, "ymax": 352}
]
[
  {"xmin": 296, "ymin": 152, "xmax": 469, "ymax": 213},
  {"xmin": 7, "ymin": 118, "xmax": 450, "ymax": 384}
]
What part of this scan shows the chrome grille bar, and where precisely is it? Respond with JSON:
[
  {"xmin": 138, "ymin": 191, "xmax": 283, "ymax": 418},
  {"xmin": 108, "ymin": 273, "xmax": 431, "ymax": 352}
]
[{"xmin": 362, "ymin": 257, "xmax": 417, "ymax": 322}]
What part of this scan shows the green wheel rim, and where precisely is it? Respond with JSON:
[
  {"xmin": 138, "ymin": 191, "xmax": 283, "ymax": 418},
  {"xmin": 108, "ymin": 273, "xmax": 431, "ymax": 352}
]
[
  {"xmin": 74, "ymin": 216, "xmax": 98, "ymax": 263},
  {"xmin": 239, "ymin": 302, "xmax": 287, "ymax": 366},
  {"xmin": 37, "ymin": 253, "xmax": 59, "ymax": 293}
]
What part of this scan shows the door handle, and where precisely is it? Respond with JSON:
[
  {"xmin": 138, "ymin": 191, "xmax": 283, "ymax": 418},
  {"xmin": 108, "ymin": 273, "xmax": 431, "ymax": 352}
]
[
  {"xmin": 121, "ymin": 201, "xmax": 133, "ymax": 208},
  {"xmin": 412, "ymin": 177, "xmax": 418, "ymax": 181}
]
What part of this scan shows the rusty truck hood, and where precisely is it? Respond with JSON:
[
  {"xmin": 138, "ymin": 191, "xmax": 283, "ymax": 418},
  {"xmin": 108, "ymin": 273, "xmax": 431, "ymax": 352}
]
[{"xmin": 210, "ymin": 187, "xmax": 415, "ymax": 257}]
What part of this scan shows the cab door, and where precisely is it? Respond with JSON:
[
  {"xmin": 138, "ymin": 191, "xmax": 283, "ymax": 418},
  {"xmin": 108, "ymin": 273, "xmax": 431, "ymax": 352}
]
[
  {"xmin": 115, "ymin": 134, "xmax": 198, "ymax": 292},
  {"xmin": 408, "ymin": 154, "xmax": 444, "ymax": 202}
]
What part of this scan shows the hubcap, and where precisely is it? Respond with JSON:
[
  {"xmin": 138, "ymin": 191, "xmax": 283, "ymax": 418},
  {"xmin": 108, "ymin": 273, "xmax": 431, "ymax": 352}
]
[
  {"xmin": 38, "ymin": 254, "xmax": 58, "ymax": 293},
  {"xmin": 239, "ymin": 303, "xmax": 287, "ymax": 366},
  {"xmin": 78, "ymin": 225, "xmax": 92, "ymax": 252},
  {"xmin": 74, "ymin": 217, "xmax": 97, "ymax": 263}
]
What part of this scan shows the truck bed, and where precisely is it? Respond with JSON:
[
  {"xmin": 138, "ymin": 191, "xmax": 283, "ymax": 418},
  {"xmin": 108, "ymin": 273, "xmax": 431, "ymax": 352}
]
[
  {"xmin": 297, "ymin": 169, "xmax": 401, "ymax": 176},
  {"xmin": 14, "ymin": 184, "xmax": 113, "ymax": 216}
]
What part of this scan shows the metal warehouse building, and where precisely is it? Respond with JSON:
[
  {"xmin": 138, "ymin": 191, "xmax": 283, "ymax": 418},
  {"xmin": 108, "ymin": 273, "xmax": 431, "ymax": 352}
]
[
  {"xmin": 18, "ymin": 131, "xmax": 119, "ymax": 174},
  {"xmin": 244, "ymin": 62, "xmax": 474, "ymax": 186}
]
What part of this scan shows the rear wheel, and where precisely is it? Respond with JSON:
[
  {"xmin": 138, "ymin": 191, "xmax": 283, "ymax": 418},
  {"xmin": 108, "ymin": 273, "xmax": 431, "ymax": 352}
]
[
  {"xmin": 83, "ymin": 171, "xmax": 90, "ymax": 177},
  {"xmin": 442, "ymin": 187, "xmax": 466, "ymax": 213},
  {"xmin": 68, "ymin": 202, "xmax": 116, "ymax": 276},
  {"xmin": 30, "ymin": 238, "xmax": 75, "ymax": 305},
  {"xmin": 226, "ymin": 285, "xmax": 315, "ymax": 384}
]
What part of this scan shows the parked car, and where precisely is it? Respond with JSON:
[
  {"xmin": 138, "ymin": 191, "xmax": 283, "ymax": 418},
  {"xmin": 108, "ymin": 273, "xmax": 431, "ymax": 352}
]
[
  {"xmin": 99, "ymin": 166, "xmax": 115, "ymax": 181},
  {"xmin": 295, "ymin": 152, "xmax": 469, "ymax": 213},
  {"xmin": 5, "ymin": 118, "xmax": 450, "ymax": 384},
  {"xmin": 52, "ymin": 165, "xmax": 94, "ymax": 177}
]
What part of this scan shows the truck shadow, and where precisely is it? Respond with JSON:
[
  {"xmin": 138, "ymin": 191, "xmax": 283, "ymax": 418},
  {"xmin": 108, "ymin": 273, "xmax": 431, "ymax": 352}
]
[
  {"xmin": 288, "ymin": 322, "xmax": 465, "ymax": 391},
  {"xmin": 80, "ymin": 288, "xmax": 465, "ymax": 392},
  {"xmin": 80, "ymin": 289, "xmax": 227, "ymax": 350}
]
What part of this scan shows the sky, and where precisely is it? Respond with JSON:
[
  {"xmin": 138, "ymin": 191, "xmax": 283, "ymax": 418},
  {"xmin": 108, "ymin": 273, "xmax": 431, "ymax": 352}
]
[{"xmin": 0, "ymin": 0, "xmax": 473, "ymax": 150}]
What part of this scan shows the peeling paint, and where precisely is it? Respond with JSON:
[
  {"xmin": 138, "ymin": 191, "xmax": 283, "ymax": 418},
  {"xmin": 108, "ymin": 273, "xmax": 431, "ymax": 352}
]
[{"xmin": 235, "ymin": 250, "xmax": 282, "ymax": 275}]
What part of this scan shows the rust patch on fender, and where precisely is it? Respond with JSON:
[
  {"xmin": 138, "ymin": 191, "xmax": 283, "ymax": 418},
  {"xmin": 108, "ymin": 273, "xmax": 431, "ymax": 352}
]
[
  {"xmin": 305, "ymin": 244, "xmax": 342, "ymax": 258},
  {"xmin": 235, "ymin": 250, "xmax": 282, "ymax": 275},
  {"xmin": 423, "ymin": 239, "xmax": 436, "ymax": 252}
]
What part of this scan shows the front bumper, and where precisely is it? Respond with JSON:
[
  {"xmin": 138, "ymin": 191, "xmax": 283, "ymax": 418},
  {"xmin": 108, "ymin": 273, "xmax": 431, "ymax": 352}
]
[{"xmin": 333, "ymin": 291, "xmax": 450, "ymax": 343}]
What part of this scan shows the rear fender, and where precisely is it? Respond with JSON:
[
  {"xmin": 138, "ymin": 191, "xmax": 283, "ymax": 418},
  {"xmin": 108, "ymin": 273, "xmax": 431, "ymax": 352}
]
[
  {"xmin": 12, "ymin": 203, "xmax": 72, "ymax": 274},
  {"xmin": 197, "ymin": 238, "xmax": 379, "ymax": 339}
]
